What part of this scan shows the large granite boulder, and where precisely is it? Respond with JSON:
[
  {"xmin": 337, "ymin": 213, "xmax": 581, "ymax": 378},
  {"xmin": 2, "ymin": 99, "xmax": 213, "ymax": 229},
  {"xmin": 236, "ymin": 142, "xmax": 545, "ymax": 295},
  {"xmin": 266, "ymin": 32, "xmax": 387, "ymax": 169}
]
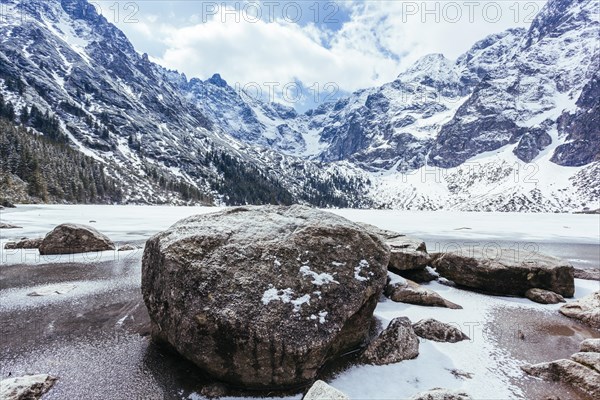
[
  {"xmin": 39, "ymin": 223, "xmax": 115, "ymax": 255},
  {"xmin": 560, "ymin": 292, "xmax": 600, "ymax": 329},
  {"xmin": 409, "ymin": 388, "xmax": 473, "ymax": 400},
  {"xmin": 303, "ymin": 380, "xmax": 349, "ymax": 400},
  {"xmin": 412, "ymin": 319, "xmax": 469, "ymax": 343},
  {"xmin": 358, "ymin": 223, "xmax": 431, "ymax": 272},
  {"xmin": 142, "ymin": 206, "xmax": 390, "ymax": 389},
  {"xmin": 385, "ymin": 275, "xmax": 462, "ymax": 309},
  {"xmin": 360, "ymin": 317, "xmax": 420, "ymax": 365},
  {"xmin": 432, "ymin": 250, "xmax": 574, "ymax": 297},
  {"xmin": 0, "ymin": 374, "xmax": 57, "ymax": 400}
]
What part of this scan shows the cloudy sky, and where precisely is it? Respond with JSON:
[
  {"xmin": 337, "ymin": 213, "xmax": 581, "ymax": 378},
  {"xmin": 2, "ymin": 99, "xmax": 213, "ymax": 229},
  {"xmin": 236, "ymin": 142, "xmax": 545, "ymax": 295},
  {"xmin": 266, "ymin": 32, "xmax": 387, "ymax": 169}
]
[{"xmin": 95, "ymin": 0, "xmax": 546, "ymax": 109}]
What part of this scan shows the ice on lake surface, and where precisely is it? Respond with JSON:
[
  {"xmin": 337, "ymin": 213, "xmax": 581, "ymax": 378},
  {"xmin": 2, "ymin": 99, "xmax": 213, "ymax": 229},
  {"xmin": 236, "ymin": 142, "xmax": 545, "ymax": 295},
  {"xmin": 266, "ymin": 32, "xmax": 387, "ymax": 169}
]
[{"xmin": 0, "ymin": 205, "xmax": 599, "ymax": 399}]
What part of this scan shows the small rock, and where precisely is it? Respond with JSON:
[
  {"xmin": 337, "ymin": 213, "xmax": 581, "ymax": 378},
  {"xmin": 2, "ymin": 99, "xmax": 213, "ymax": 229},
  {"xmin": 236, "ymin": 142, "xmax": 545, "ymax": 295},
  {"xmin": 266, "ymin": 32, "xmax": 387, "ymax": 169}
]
[
  {"xmin": 412, "ymin": 318, "xmax": 469, "ymax": 343},
  {"xmin": 118, "ymin": 244, "xmax": 138, "ymax": 251},
  {"xmin": 39, "ymin": 223, "xmax": 115, "ymax": 255},
  {"xmin": 385, "ymin": 275, "xmax": 462, "ymax": 309},
  {"xmin": 27, "ymin": 284, "xmax": 77, "ymax": 297},
  {"xmin": 303, "ymin": 380, "xmax": 349, "ymax": 400},
  {"xmin": 0, "ymin": 223, "xmax": 22, "ymax": 229},
  {"xmin": 0, "ymin": 374, "xmax": 57, "ymax": 400},
  {"xmin": 522, "ymin": 358, "xmax": 600, "ymax": 398},
  {"xmin": 559, "ymin": 292, "xmax": 600, "ymax": 329},
  {"xmin": 525, "ymin": 288, "xmax": 565, "ymax": 304},
  {"xmin": 199, "ymin": 383, "xmax": 228, "ymax": 398},
  {"xmin": 574, "ymin": 267, "xmax": 600, "ymax": 281},
  {"xmin": 409, "ymin": 388, "xmax": 473, "ymax": 400},
  {"xmin": 580, "ymin": 338, "xmax": 600, "ymax": 353},
  {"xmin": 360, "ymin": 317, "xmax": 419, "ymax": 365},
  {"xmin": 3, "ymin": 238, "xmax": 43, "ymax": 250}
]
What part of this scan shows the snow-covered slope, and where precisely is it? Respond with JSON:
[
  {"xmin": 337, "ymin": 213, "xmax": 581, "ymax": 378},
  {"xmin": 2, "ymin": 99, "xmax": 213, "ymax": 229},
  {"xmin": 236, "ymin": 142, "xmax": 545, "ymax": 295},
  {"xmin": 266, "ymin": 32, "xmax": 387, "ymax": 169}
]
[{"xmin": 0, "ymin": 0, "xmax": 597, "ymax": 211}]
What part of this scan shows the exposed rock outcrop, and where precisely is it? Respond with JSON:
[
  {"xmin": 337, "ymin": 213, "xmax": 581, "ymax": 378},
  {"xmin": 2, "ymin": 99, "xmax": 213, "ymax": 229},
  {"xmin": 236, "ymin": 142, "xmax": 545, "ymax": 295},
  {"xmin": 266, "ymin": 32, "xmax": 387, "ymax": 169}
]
[
  {"xmin": 360, "ymin": 317, "xmax": 419, "ymax": 365},
  {"xmin": 39, "ymin": 223, "xmax": 115, "ymax": 255},
  {"xmin": 0, "ymin": 374, "xmax": 57, "ymax": 400},
  {"xmin": 432, "ymin": 250, "xmax": 574, "ymax": 297},
  {"xmin": 303, "ymin": 380, "xmax": 349, "ymax": 400},
  {"xmin": 412, "ymin": 319, "xmax": 469, "ymax": 343},
  {"xmin": 559, "ymin": 292, "xmax": 600, "ymax": 329},
  {"xmin": 142, "ymin": 206, "xmax": 390, "ymax": 389},
  {"xmin": 525, "ymin": 288, "xmax": 565, "ymax": 304},
  {"xmin": 385, "ymin": 275, "xmax": 462, "ymax": 309}
]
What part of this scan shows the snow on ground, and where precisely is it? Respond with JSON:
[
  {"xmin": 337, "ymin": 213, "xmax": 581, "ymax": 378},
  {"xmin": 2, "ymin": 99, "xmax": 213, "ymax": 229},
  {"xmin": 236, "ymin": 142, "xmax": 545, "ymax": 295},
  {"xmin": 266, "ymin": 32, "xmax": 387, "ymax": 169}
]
[{"xmin": 1, "ymin": 205, "xmax": 599, "ymax": 399}]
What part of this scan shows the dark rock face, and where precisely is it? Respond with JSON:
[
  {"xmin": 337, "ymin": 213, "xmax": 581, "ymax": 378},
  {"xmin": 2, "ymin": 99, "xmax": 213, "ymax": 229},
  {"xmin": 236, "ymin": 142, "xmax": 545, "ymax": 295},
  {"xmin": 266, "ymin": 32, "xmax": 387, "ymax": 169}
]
[
  {"xmin": 513, "ymin": 128, "xmax": 552, "ymax": 163},
  {"xmin": 141, "ymin": 206, "xmax": 390, "ymax": 389},
  {"xmin": 385, "ymin": 276, "xmax": 462, "ymax": 309},
  {"xmin": 525, "ymin": 288, "xmax": 565, "ymax": 304},
  {"xmin": 398, "ymin": 267, "xmax": 439, "ymax": 283},
  {"xmin": 4, "ymin": 238, "xmax": 43, "ymax": 250},
  {"xmin": 360, "ymin": 317, "xmax": 419, "ymax": 365},
  {"xmin": 559, "ymin": 292, "xmax": 600, "ymax": 329},
  {"xmin": 412, "ymin": 319, "xmax": 469, "ymax": 343},
  {"xmin": 39, "ymin": 223, "xmax": 115, "ymax": 255},
  {"xmin": 432, "ymin": 250, "xmax": 574, "ymax": 297}
]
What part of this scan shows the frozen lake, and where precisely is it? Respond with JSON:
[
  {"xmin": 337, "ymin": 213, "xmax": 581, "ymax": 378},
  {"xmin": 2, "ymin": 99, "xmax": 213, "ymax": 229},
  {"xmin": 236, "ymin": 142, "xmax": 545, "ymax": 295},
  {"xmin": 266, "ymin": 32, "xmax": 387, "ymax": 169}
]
[{"xmin": 0, "ymin": 205, "xmax": 599, "ymax": 399}]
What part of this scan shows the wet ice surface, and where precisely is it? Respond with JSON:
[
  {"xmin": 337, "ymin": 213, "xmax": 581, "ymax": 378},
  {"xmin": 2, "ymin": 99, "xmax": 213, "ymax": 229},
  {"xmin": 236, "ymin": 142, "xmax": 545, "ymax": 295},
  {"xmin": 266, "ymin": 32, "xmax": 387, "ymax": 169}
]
[{"xmin": 1, "ymin": 206, "xmax": 599, "ymax": 399}]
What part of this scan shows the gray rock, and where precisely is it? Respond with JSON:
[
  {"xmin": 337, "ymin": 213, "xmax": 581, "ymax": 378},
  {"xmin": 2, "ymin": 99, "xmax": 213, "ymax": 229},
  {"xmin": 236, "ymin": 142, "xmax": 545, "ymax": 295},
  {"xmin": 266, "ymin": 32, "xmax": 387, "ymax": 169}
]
[
  {"xmin": 525, "ymin": 288, "xmax": 566, "ymax": 304},
  {"xmin": 570, "ymin": 352, "xmax": 600, "ymax": 373},
  {"xmin": 581, "ymin": 338, "xmax": 600, "ymax": 353},
  {"xmin": 397, "ymin": 267, "xmax": 439, "ymax": 283},
  {"xmin": 303, "ymin": 380, "xmax": 349, "ymax": 400},
  {"xmin": 3, "ymin": 238, "xmax": 43, "ymax": 250},
  {"xmin": 118, "ymin": 244, "xmax": 138, "ymax": 251},
  {"xmin": 522, "ymin": 358, "xmax": 600, "ymax": 398},
  {"xmin": 360, "ymin": 317, "xmax": 419, "ymax": 365},
  {"xmin": 199, "ymin": 383, "xmax": 228, "ymax": 399},
  {"xmin": 39, "ymin": 223, "xmax": 115, "ymax": 255},
  {"xmin": 560, "ymin": 292, "xmax": 600, "ymax": 329},
  {"xmin": 409, "ymin": 388, "xmax": 473, "ymax": 400},
  {"xmin": 574, "ymin": 267, "xmax": 600, "ymax": 281},
  {"xmin": 432, "ymin": 249, "xmax": 574, "ymax": 297},
  {"xmin": 142, "ymin": 205, "xmax": 390, "ymax": 389},
  {"xmin": 412, "ymin": 319, "xmax": 469, "ymax": 343},
  {"xmin": 0, "ymin": 223, "xmax": 22, "ymax": 229},
  {"xmin": 385, "ymin": 275, "xmax": 462, "ymax": 309},
  {"xmin": 358, "ymin": 223, "xmax": 431, "ymax": 272},
  {"xmin": 0, "ymin": 374, "xmax": 57, "ymax": 400}
]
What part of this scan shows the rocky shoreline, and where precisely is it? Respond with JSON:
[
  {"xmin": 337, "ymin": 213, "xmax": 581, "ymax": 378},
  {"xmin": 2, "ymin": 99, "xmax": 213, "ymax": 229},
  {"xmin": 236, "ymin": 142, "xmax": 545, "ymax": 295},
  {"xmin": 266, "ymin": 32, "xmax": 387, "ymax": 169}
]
[{"xmin": 1, "ymin": 205, "xmax": 598, "ymax": 399}]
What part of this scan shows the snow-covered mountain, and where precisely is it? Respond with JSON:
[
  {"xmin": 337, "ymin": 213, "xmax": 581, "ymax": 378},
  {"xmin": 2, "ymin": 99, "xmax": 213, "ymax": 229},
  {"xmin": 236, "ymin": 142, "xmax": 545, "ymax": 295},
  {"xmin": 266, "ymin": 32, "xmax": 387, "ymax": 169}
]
[{"xmin": 0, "ymin": 0, "xmax": 598, "ymax": 211}]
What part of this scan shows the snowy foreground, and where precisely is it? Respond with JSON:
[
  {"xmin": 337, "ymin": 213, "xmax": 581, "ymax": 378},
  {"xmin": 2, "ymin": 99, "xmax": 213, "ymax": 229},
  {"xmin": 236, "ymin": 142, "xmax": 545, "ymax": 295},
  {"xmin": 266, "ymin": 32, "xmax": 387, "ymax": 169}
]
[{"xmin": 0, "ymin": 205, "xmax": 599, "ymax": 399}]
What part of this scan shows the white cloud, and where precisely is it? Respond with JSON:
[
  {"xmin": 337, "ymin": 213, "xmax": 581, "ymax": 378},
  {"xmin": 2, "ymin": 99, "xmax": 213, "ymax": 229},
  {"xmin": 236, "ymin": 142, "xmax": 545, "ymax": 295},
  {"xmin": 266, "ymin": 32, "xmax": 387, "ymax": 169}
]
[{"xmin": 109, "ymin": 1, "xmax": 547, "ymax": 106}]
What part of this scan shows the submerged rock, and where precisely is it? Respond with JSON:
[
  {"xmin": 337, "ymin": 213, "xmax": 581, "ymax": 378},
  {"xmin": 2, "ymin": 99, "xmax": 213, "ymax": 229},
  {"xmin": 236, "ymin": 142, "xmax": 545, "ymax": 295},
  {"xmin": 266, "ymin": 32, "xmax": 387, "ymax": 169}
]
[
  {"xmin": 4, "ymin": 238, "xmax": 43, "ymax": 250},
  {"xmin": 0, "ymin": 374, "xmax": 57, "ymax": 400},
  {"xmin": 409, "ymin": 388, "xmax": 473, "ymax": 400},
  {"xmin": 303, "ymin": 380, "xmax": 349, "ymax": 400},
  {"xmin": 559, "ymin": 292, "xmax": 600, "ymax": 329},
  {"xmin": 39, "ymin": 223, "xmax": 115, "ymax": 255},
  {"xmin": 412, "ymin": 318, "xmax": 469, "ymax": 343},
  {"xmin": 0, "ymin": 223, "xmax": 22, "ymax": 229},
  {"xmin": 525, "ymin": 288, "xmax": 565, "ymax": 304},
  {"xmin": 142, "ymin": 206, "xmax": 390, "ymax": 389},
  {"xmin": 360, "ymin": 317, "xmax": 419, "ymax": 365},
  {"xmin": 432, "ymin": 249, "xmax": 574, "ymax": 297},
  {"xmin": 385, "ymin": 275, "xmax": 462, "ymax": 309},
  {"xmin": 522, "ymin": 357, "xmax": 600, "ymax": 398}
]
